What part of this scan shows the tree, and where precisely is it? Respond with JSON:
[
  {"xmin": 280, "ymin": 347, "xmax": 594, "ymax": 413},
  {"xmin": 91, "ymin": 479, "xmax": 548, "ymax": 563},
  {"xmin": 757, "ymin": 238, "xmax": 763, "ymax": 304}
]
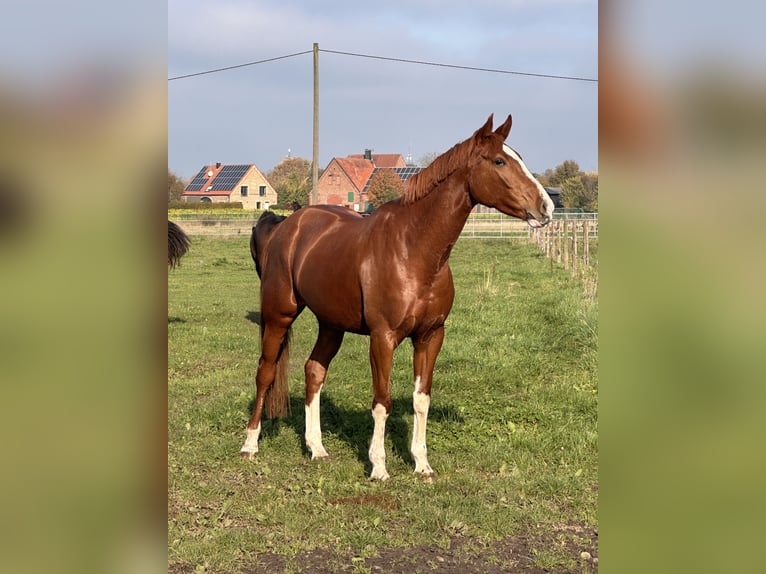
[
  {"xmin": 548, "ymin": 160, "xmax": 581, "ymax": 186},
  {"xmin": 580, "ymin": 172, "xmax": 598, "ymax": 211},
  {"xmin": 367, "ymin": 169, "xmax": 404, "ymax": 208},
  {"xmin": 560, "ymin": 176, "xmax": 585, "ymax": 209},
  {"xmin": 168, "ymin": 169, "xmax": 186, "ymax": 204},
  {"xmin": 560, "ymin": 175, "xmax": 598, "ymax": 211},
  {"xmin": 533, "ymin": 169, "xmax": 553, "ymax": 187},
  {"xmin": 536, "ymin": 160, "xmax": 598, "ymax": 212},
  {"xmin": 417, "ymin": 152, "xmax": 439, "ymax": 168},
  {"xmin": 267, "ymin": 157, "xmax": 313, "ymax": 209}
]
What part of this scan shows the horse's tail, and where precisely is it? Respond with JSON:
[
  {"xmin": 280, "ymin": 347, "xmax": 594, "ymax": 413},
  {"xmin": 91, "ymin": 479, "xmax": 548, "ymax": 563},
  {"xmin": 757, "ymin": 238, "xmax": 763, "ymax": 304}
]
[
  {"xmin": 264, "ymin": 321, "xmax": 291, "ymax": 419},
  {"xmin": 251, "ymin": 210, "xmax": 291, "ymax": 419},
  {"xmin": 168, "ymin": 220, "xmax": 190, "ymax": 268}
]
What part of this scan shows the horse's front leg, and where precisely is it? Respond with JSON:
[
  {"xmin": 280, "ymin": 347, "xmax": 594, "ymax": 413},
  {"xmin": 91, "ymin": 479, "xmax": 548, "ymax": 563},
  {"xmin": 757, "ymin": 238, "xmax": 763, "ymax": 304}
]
[
  {"xmin": 411, "ymin": 327, "xmax": 445, "ymax": 481},
  {"xmin": 368, "ymin": 331, "xmax": 397, "ymax": 480}
]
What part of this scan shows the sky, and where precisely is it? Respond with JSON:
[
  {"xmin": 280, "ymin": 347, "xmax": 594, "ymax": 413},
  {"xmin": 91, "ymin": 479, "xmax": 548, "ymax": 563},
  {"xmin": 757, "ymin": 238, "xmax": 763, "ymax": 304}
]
[{"xmin": 168, "ymin": 0, "xmax": 598, "ymax": 180}]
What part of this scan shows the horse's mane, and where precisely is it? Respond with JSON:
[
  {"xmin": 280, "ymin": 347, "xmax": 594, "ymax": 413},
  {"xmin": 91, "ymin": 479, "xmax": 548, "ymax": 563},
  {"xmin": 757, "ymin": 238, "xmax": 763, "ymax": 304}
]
[{"xmin": 401, "ymin": 133, "xmax": 480, "ymax": 205}]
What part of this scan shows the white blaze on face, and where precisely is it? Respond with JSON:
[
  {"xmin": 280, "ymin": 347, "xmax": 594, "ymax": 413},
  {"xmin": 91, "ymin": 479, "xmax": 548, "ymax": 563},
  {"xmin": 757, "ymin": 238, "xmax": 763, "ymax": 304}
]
[{"xmin": 503, "ymin": 144, "xmax": 555, "ymax": 221}]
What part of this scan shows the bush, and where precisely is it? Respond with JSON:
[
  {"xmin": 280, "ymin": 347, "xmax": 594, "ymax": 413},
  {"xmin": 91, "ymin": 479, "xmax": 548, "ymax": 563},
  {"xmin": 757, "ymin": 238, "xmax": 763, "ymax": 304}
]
[{"xmin": 167, "ymin": 201, "xmax": 244, "ymax": 210}]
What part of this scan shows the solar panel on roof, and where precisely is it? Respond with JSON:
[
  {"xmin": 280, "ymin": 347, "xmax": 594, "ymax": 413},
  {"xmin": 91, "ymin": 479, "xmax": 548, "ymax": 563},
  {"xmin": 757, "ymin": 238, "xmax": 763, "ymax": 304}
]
[
  {"xmin": 210, "ymin": 165, "xmax": 250, "ymax": 190},
  {"xmin": 361, "ymin": 166, "xmax": 422, "ymax": 194},
  {"xmin": 185, "ymin": 166, "xmax": 210, "ymax": 191}
]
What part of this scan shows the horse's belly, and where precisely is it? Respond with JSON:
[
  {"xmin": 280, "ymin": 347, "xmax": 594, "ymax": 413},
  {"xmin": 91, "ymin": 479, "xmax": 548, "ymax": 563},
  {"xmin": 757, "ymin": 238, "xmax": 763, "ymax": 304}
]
[
  {"xmin": 297, "ymin": 280, "xmax": 367, "ymax": 333},
  {"xmin": 309, "ymin": 303, "xmax": 368, "ymax": 334}
]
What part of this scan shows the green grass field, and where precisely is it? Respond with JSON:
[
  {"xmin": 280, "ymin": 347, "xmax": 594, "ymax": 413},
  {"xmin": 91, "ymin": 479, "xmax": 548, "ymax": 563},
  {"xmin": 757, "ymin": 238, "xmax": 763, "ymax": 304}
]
[{"xmin": 168, "ymin": 236, "xmax": 598, "ymax": 573}]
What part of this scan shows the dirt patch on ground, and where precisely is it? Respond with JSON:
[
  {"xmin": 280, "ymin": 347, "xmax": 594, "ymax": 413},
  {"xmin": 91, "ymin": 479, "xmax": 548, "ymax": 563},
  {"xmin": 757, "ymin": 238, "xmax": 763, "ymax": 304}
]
[{"xmin": 170, "ymin": 524, "xmax": 597, "ymax": 574}]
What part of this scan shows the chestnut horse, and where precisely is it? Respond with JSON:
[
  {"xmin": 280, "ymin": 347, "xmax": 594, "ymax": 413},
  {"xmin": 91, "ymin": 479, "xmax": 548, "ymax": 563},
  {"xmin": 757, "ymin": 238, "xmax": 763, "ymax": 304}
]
[{"xmin": 241, "ymin": 114, "xmax": 554, "ymax": 480}]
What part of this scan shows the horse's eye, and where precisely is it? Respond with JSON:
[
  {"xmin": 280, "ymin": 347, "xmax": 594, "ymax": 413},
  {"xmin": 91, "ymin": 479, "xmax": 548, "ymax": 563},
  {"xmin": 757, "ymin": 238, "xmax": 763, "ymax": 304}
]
[{"xmin": 494, "ymin": 158, "xmax": 506, "ymax": 166}]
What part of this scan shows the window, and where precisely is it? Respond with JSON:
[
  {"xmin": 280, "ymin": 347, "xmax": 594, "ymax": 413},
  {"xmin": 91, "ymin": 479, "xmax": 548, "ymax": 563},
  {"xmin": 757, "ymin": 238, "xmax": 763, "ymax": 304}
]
[
  {"xmin": 200, "ymin": 197, "xmax": 212, "ymax": 203},
  {"xmin": 256, "ymin": 201, "xmax": 261, "ymax": 209},
  {"xmin": 240, "ymin": 185, "xmax": 248, "ymax": 196},
  {"xmin": 347, "ymin": 192, "xmax": 355, "ymax": 203},
  {"xmin": 259, "ymin": 186, "xmax": 266, "ymax": 196}
]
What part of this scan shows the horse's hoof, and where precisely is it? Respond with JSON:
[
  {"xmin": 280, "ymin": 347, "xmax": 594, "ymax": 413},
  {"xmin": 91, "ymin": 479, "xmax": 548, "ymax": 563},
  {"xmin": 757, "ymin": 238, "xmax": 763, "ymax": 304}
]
[
  {"xmin": 240, "ymin": 450, "xmax": 257, "ymax": 461},
  {"xmin": 370, "ymin": 468, "xmax": 390, "ymax": 481},
  {"xmin": 312, "ymin": 454, "xmax": 331, "ymax": 462},
  {"xmin": 419, "ymin": 472, "xmax": 436, "ymax": 484}
]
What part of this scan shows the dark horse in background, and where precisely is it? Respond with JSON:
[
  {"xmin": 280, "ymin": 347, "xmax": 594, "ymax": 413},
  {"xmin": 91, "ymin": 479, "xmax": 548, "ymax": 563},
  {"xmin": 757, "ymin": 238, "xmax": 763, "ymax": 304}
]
[
  {"xmin": 168, "ymin": 220, "xmax": 190, "ymax": 269},
  {"xmin": 242, "ymin": 114, "xmax": 554, "ymax": 480}
]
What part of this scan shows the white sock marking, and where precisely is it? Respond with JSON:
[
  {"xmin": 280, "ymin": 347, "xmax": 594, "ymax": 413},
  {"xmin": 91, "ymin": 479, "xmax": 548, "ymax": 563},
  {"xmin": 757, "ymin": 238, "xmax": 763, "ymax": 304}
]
[
  {"xmin": 241, "ymin": 422, "xmax": 261, "ymax": 454},
  {"xmin": 369, "ymin": 403, "xmax": 390, "ymax": 480},
  {"xmin": 411, "ymin": 376, "xmax": 433, "ymax": 475},
  {"xmin": 305, "ymin": 385, "xmax": 329, "ymax": 459}
]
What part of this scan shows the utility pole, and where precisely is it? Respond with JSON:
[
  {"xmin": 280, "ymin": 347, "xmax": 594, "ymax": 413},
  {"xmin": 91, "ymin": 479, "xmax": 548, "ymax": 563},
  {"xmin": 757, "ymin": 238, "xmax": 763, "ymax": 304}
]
[{"xmin": 312, "ymin": 43, "xmax": 319, "ymax": 205}]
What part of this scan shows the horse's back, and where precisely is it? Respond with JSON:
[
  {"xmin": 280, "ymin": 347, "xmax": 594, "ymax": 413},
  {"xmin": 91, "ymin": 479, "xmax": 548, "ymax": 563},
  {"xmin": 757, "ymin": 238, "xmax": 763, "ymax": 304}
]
[{"xmin": 271, "ymin": 205, "xmax": 366, "ymax": 250}]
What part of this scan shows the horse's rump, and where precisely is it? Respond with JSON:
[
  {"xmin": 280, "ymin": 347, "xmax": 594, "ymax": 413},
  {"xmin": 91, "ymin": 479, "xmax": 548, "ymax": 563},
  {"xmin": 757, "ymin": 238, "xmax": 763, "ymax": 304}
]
[
  {"xmin": 250, "ymin": 211, "xmax": 293, "ymax": 418},
  {"xmin": 251, "ymin": 211, "xmax": 287, "ymax": 278}
]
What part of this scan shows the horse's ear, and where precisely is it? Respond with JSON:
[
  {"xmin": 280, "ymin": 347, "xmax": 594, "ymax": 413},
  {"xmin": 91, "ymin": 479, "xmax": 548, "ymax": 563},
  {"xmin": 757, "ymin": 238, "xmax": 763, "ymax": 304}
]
[
  {"xmin": 494, "ymin": 114, "xmax": 513, "ymax": 139},
  {"xmin": 475, "ymin": 114, "xmax": 494, "ymax": 138}
]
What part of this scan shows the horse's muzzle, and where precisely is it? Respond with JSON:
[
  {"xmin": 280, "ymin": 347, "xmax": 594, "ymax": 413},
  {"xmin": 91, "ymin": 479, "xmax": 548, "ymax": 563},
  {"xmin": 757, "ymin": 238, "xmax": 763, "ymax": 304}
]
[{"xmin": 526, "ymin": 211, "xmax": 551, "ymax": 228}]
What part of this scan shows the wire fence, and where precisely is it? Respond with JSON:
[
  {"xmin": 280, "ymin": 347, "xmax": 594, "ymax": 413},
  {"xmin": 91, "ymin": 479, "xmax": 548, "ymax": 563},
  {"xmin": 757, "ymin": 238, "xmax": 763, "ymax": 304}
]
[
  {"xmin": 171, "ymin": 210, "xmax": 598, "ymax": 290},
  {"xmin": 171, "ymin": 211, "xmax": 598, "ymax": 240}
]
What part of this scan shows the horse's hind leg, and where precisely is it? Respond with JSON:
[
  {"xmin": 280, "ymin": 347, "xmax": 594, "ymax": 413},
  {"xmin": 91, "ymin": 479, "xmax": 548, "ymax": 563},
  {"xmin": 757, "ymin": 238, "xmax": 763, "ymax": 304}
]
[
  {"xmin": 304, "ymin": 325, "xmax": 344, "ymax": 459},
  {"xmin": 240, "ymin": 317, "xmax": 294, "ymax": 459}
]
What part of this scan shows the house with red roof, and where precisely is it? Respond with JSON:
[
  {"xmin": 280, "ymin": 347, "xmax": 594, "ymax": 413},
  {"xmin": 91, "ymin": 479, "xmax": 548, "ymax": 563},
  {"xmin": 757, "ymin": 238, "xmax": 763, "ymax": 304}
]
[
  {"xmin": 182, "ymin": 163, "xmax": 278, "ymax": 210},
  {"xmin": 313, "ymin": 150, "xmax": 420, "ymax": 211}
]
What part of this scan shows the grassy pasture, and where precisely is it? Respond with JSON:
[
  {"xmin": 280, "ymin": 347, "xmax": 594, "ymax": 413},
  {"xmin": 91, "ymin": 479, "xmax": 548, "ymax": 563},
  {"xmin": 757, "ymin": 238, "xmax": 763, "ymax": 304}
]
[{"xmin": 168, "ymin": 236, "xmax": 598, "ymax": 573}]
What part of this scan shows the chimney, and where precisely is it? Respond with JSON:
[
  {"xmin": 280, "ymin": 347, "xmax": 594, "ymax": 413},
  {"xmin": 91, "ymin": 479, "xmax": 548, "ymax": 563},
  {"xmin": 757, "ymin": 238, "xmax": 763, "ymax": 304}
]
[
  {"xmin": 215, "ymin": 162, "xmax": 221, "ymax": 169},
  {"xmin": 363, "ymin": 149, "xmax": 372, "ymax": 161}
]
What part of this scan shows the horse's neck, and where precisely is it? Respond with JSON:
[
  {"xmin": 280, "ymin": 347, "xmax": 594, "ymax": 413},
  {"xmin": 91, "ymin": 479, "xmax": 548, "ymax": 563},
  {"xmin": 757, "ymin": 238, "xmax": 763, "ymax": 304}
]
[{"xmin": 399, "ymin": 176, "xmax": 474, "ymax": 271}]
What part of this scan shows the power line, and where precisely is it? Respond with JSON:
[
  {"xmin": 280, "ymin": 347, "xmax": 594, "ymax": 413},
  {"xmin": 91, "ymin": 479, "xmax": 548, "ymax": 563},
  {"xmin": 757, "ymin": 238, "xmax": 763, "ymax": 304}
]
[
  {"xmin": 320, "ymin": 48, "xmax": 598, "ymax": 83},
  {"xmin": 168, "ymin": 50, "xmax": 313, "ymax": 81},
  {"xmin": 168, "ymin": 47, "xmax": 597, "ymax": 83}
]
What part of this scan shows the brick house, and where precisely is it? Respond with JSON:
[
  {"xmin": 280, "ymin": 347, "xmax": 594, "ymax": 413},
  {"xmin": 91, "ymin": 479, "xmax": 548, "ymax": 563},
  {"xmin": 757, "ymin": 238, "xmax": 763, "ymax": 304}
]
[
  {"xmin": 182, "ymin": 163, "xmax": 278, "ymax": 210},
  {"xmin": 313, "ymin": 150, "xmax": 420, "ymax": 212}
]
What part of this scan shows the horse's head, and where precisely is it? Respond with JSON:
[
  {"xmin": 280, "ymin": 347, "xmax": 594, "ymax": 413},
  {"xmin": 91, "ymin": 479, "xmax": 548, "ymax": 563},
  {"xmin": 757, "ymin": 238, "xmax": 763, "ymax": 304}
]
[{"xmin": 467, "ymin": 114, "xmax": 554, "ymax": 228}]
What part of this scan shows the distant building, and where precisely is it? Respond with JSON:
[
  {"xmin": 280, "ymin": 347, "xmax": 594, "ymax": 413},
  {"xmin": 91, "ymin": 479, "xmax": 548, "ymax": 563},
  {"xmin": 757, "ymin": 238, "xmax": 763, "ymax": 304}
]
[
  {"xmin": 182, "ymin": 163, "xmax": 278, "ymax": 210},
  {"xmin": 544, "ymin": 187, "xmax": 564, "ymax": 209},
  {"xmin": 314, "ymin": 149, "xmax": 421, "ymax": 211}
]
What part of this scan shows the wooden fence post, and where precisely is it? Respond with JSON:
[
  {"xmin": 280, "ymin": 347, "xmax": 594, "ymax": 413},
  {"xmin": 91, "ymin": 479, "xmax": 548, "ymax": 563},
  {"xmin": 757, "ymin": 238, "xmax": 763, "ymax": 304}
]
[
  {"xmin": 572, "ymin": 221, "xmax": 578, "ymax": 275},
  {"xmin": 545, "ymin": 225, "xmax": 550, "ymax": 257}
]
